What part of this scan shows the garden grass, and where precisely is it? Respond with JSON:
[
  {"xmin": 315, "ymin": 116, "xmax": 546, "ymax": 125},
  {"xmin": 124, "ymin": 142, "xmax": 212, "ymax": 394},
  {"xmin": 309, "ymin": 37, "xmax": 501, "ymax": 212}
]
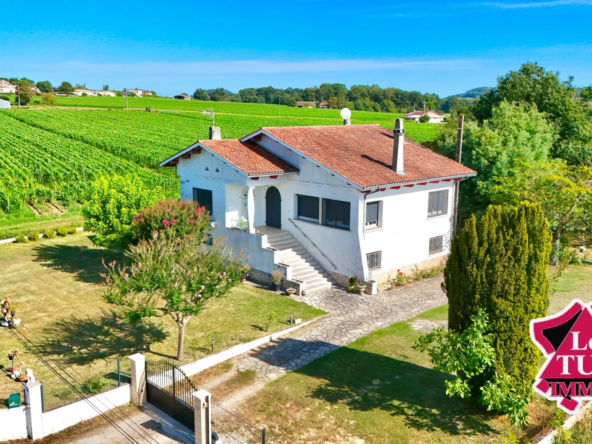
[
  {"xmin": 0, "ymin": 232, "xmax": 325, "ymax": 407},
  {"xmin": 236, "ymin": 265, "xmax": 592, "ymax": 444}
]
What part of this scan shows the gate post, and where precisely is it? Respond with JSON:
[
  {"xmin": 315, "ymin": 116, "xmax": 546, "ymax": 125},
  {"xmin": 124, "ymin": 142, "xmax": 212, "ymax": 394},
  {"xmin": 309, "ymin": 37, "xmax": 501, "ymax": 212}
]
[
  {"xmin": 25, "ymin": 381, "xmax": 44, "ymax": 440},
  {"xmin": 193, "ymin": 389, "xmax": 211, "ymax": 444},
  {"xmin": 129, "ymin": 353, "xmax": 146, "ymax": 406}
]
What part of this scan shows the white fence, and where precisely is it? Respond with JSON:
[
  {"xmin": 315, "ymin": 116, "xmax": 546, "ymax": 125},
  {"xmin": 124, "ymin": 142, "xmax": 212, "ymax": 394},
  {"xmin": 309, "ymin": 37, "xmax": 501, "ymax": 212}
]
[{"xmin": 0, "ymin": 405, "xmax": 28, "ymax": 440}]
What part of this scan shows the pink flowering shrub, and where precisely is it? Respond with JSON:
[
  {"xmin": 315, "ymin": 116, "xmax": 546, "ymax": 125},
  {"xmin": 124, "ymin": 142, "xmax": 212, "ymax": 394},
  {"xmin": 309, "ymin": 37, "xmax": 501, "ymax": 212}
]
[{"xmin": 130, "ymin": 199, "xmax": 210, "ymax": 243}]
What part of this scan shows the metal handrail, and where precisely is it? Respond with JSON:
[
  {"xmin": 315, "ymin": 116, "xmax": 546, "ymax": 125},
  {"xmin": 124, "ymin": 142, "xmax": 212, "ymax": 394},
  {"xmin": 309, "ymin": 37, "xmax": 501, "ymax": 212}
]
[{"xmin": 288, "ymin": 218, "xmax": 337, "ymax": 269}]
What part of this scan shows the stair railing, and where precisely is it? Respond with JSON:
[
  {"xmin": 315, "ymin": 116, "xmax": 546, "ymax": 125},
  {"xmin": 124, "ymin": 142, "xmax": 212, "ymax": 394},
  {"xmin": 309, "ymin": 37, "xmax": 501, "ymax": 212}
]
[{"xmin": 288, "ymin": 219, "xmax": 337, "ymax": 270}]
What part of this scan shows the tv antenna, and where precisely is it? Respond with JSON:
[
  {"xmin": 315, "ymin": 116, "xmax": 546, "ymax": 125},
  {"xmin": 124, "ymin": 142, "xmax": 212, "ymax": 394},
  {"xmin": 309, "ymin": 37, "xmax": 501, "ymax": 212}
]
[{"xmin": 201, "ymin": 107, "xmax": 215, "ymax": 126}]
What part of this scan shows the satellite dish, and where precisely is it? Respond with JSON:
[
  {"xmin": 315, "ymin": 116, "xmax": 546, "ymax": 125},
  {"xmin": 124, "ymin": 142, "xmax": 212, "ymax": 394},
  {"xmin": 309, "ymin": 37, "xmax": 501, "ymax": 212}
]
[{"xmin": 340, "ymin": 108, "xmax": 352, "ymax": 120}]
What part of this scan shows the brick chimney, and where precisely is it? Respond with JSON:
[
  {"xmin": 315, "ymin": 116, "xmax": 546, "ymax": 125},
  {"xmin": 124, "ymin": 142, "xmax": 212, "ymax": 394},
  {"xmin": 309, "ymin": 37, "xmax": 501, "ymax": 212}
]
[
  {"xmin": 209, "ymin": 126, "xmax": 221, "ymax": 140},
  {"xmin": 392, "ymin": 118, "xmax": 405, "ymax": 173}
]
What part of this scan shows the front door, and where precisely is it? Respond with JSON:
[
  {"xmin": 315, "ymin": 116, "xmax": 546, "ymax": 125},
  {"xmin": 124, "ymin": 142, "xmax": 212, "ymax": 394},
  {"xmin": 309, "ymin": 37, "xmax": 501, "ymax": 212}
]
[{"xmin": 266, "ymin": 186, "xmax": 281, "ymax": 229}]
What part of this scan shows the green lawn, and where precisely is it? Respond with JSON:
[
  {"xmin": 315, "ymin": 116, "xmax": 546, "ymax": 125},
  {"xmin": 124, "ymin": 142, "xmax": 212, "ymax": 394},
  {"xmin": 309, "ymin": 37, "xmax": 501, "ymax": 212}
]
[
  {"xmin": 0, "ymin": 232, "xmax": 325, "ymax": 408},
  {"xmin": 238, "ymin": 266, "xmax": 592, "ymax": 444}
]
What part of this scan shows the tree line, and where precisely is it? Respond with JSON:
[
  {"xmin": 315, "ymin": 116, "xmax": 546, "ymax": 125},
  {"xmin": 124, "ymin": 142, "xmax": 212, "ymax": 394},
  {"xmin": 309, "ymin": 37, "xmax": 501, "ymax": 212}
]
[{"xmin": 192, "ymin": 84, "xmax": 476, "ymax": 114}]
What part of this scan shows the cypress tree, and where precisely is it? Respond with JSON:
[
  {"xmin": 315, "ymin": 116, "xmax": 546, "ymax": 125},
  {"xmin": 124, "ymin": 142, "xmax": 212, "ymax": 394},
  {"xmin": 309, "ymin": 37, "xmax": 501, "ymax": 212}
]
[{"xmin": 443, "ymin": 202, "xmax": 552, "ymax": 392}]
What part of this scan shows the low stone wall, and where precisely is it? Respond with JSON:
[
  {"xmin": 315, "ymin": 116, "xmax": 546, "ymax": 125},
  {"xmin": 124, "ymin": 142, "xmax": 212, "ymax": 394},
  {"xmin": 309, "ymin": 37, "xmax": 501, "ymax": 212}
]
[
  {"xmin": 248, "ymin": 268, "xmax": 305, "ymax": 295},
  {"xmin": 537, "ymin": 402, "xmax": 592, "ymax": 444}
]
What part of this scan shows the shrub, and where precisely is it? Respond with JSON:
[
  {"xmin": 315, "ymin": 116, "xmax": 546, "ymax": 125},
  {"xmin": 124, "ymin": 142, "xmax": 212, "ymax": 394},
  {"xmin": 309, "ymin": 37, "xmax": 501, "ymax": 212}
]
[
  {"xmin": 56, "ymin": 227, "xmax": 69, "ymax": 237},
  {"xmin": 81, "ymin": 375, "xmax": 110, "ymax": 394},
  {"xmin": 67, "ymin": 226, "xmax": 77, "ymax": 235},
  {"xmin": 27, "ymin": 231, "xmax": 40, "ymax": 242},
  {"xmin": 443, "ymin": 202, "xmax": 551, "ymax": 420},
  {"xmin": 130, "ymin": 198, "xmax": 209, "ymax": 244},
  {"xmin": 271, "ymin": 270, "xmax": 283, "ymax": 284},
  {"xmin": 82, "ymin": 175, "xmax": 165, "ymax": 246},
  {"xmin": 44, "ymin": 229, "xmax": 56, "ymax": 239},
  {"xmin": 419, "ymin": 114, "xmax": 431, "ymax": 123},
  {"xmin": 41, "ymin": 93, "xmax": 57, "ymax": 105},
  {"xmin": 15, "ymin": 235, "xmax": 29, "ymax": 243}
]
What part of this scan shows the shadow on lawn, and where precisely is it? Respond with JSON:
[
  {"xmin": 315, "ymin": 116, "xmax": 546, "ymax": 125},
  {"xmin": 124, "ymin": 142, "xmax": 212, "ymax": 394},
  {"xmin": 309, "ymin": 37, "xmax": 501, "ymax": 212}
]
[
  {"xmin": 33, "ymin": 243, "xmax": 126, "ymax": 284},
  {"xmin": 39, "ymin": 310, "xmax": 170, "ymax": 365},
  {"xmin": 291, "ymin": 344, "xmax": 498, "ymax": 438}
]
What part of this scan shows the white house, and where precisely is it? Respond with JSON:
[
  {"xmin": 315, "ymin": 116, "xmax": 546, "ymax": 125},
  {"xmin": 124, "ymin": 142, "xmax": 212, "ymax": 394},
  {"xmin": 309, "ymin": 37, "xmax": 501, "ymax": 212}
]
[
  {"xmin": 73, "ymin": 89, "xmax": 95, "ymax": 97},
  {"xmin": 404, "ymin": 110, "xmax": 445, "ymax": 123},
  {"xmin": 0, "ymin": 80, "xmax": 17, "ymax": 94},
  {"xmin": 160, "ymin": 119, "xmax": 475, "ymax": 293},
  {"xmin": 0, "ymin": 99, "xmax": 10, "ymax": 109},
  {"xmin": 96, "ymin": 90, "xmax": 116, "ymax": 97}
]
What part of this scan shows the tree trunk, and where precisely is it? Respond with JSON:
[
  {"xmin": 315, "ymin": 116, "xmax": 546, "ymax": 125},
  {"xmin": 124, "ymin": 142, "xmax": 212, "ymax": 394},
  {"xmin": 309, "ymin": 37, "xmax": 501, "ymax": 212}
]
[
  {"xmin": 176, "ymin": 318, "xmax": 190, "ymax": 361},
  {"xmin": 550, "ymin": 226, "xmax": 564, "ymax": 265}
]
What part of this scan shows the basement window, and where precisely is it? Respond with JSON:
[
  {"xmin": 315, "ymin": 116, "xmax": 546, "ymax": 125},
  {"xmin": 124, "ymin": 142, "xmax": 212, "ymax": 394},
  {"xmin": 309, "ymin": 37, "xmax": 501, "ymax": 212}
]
[
  {"xmin": 428, "ymin": 190, "xmax": 449, "ymax": 218},
  {"xmin": 297, "ymin": 195, "xmax": 320, "ymax": 222},
  {"xmin": 367, "ymin": 251, "xmax": 382, "ymax": 270},
  {"xmin": 193, "ymin": 188, "xmax": 213, "ymax": 214},
  {"xmin": 429, "ymin": 236, "xmax": 443, "ymax": 254},
  {"xmin": 322, "ymin": 198, "xmax": 350, "ymax": 230}
]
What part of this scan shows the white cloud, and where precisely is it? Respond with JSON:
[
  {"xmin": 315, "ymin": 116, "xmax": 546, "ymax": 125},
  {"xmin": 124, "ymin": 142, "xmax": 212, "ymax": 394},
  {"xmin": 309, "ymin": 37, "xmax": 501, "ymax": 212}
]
[
  {"xmin": 23, "ymin": 58, "xmax": 485, "ymax": 76},
  {"xmin": 483, "ymin": 0, "xmax": 592, "ymax": 8}
]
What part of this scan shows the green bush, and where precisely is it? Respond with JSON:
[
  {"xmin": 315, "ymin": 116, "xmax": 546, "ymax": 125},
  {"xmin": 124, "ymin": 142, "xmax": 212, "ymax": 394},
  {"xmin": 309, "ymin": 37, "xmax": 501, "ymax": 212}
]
[
  {"xmin": 44, "ymin": 229, "xmax": 56, "ymax": 239},
  {"xmin": 443, "ymin": 202, "xmax": 552, "ymax": 422},
  {"xmin": 82, "ymin": 175, "xmax": 165, "ymax": 246},
  {"xmin": 15, "ymin": 235, "xmax": 29, "ymax": 243},
  {"xmin": 56, "ymin": 227, "xmax": 69, "ymax": 237},
  {"xmin": 130, "ymin": 198, "xmax": 210, "ymax": 244},
  {"xmin": 27, "ymin": 231, "xmax": 40, "ymax": 242},
  {"xmin": 67, "ymin": 226, "xmax": 78, "ymax": 235},
  {"xmin": 81, "ymin": 375, "xmax": 110, "ymax": 394}
]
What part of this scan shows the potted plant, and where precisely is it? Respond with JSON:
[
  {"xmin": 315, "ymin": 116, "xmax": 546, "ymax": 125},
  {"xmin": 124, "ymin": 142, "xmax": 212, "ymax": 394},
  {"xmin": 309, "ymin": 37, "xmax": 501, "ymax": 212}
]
[
  {"xmin": 286, "ymin": 287, "xmax": 297, "ymax": 296},
  {"xmin": 356, "ymin": 279, "xmax": 366, "ymax": 295},
  {"xmin": 347, "ymin": 276, "xmax": 358, "ymax": 292},
  {"xmin": 271, "ymin": 270, "xmax": 283, "ymax": 291}
]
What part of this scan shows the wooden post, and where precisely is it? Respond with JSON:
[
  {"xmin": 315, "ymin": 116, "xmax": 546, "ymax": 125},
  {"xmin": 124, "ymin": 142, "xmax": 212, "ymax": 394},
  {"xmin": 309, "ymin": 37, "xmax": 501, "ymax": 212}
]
[{"xmin": 453, "ymin": 114, "xmax": 465, "ymax": 232}]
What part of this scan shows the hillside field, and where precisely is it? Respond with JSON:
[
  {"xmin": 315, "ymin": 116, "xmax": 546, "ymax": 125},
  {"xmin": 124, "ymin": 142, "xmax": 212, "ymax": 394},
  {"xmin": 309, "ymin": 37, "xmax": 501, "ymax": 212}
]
[{"xmin": 0, "ymin": 99, "xmax": 443, "ymax": 232}]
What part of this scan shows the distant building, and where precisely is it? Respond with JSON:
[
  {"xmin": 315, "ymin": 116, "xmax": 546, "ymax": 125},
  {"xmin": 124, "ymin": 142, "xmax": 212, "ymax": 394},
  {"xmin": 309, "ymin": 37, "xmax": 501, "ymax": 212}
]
[
  {"xmin": 95, "ymin": 90, "xmax": 116, "ymax": 97},
  {"xmin": 0, "ymin": 80, "xmax": 17, "ymax": 94},
  {"xmin": 73, "ymin": 89, "xmax": 95, "ymax": 97},
  {"xmin": 318, "ymin": 101, "xmax": 328, "ymax": 109},
  {"xmin": 0, "ymin": 98, "xmax": 10, "ymax": 109},
  {"xmin": 404, "ymin": 110, "xmax": 444, "ymax": 123},
  {"xmin": 296, "ymin": 101, "xmax": 315, "ymax": 108},
  {"xmin": 174, "ymin": 94, "xmax": 190, "ymax": 100},
  {"xmin": 142, "ymin": 90, "xmax": 153, "ymax": 96}
]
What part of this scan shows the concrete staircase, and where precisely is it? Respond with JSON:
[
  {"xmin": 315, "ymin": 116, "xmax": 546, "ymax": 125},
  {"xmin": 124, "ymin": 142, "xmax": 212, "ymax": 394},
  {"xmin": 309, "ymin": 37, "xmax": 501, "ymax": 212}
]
[{"xmin": 264, "ymin": 229, "xmax": 333, "ymax": 293}]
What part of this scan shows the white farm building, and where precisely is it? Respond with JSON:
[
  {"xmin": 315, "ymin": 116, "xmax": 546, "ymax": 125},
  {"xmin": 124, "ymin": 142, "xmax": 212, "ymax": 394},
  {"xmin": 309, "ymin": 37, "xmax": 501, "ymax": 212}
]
[
  {"xmin": 161, "ymin": 119, "xmax": 475, "ymax": 293},
  {"xmin": 404, "ymin": 110, "xmax": 445, "ymax": 123}
]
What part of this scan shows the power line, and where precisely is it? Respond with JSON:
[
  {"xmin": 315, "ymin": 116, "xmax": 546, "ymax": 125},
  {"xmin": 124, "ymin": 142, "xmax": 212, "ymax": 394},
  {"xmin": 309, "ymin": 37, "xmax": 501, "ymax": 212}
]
[
  {"xmin": 5, "ymin": 327, "xmax": 149, "ymax": 444},
  {"xmin": 16, "ymin": 324, "xmax": 161, "ymax": 444}
]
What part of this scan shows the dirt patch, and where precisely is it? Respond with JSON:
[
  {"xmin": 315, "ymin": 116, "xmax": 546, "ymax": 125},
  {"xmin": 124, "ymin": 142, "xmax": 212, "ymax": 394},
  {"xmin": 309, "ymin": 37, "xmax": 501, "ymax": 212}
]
[{"xmin": 410, "ymin": 319, "xmax": 448, "ymax": 333}]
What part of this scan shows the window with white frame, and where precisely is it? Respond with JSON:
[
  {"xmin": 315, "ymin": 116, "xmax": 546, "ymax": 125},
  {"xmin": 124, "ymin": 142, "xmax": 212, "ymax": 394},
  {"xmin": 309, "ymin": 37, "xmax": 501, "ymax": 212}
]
[
  {"xmin": 429, "ymin": 236, "xmax": 443, "ymax": 254},
  {"xmin": 428, "ymin": 190, "xmax": 449, "ymax": 218},
  {"xmin": 366, "ymin": 201, "xmax": 380, "ymax": 228},
  {"xmin": 297, "ymin": 195, "xmax": 320, "ymax": 222},
  {"xmin": 367, "ymin": 251, "xmax": 381, "ymax": 270}
]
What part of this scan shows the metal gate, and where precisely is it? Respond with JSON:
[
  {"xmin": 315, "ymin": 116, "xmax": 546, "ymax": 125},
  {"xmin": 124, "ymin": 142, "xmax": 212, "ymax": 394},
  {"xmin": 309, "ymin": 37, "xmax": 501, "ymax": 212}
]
[{"xmin": 145, "ymin": 360, "xmax": 197, "ymax": 429}]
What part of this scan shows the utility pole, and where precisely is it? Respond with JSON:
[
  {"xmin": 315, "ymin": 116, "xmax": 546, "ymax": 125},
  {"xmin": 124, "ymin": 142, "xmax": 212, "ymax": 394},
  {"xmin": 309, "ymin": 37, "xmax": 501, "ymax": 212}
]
[
  {"xmin": 279, "ymin": 94, "xmax": 281, "ymax": 119},
  {"xmin": 453, "ymin": 114, "xmax": 465, "ymax": 232},
  {"xmin": 124, "ymin": 88, "xmax": 128, "ymax": 111},
  {"xmin": 17, "ymin": 83, "xmax": 20, "ymax": 107}
]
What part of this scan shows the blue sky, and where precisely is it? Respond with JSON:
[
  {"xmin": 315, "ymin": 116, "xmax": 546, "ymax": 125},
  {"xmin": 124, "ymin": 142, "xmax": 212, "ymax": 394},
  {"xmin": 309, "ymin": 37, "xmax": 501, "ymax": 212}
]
[{"xmin": 1, "ymin": 0, "xmax": 591, "ymax": 97}]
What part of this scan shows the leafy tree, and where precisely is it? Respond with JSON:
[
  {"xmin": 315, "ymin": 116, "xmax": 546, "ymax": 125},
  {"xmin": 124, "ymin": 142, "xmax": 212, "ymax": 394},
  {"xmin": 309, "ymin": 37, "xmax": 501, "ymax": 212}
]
[
  {"xmin": 193, "ymin": 88, "xmax": 210, "ymax": 101},
  {"xmin": 443, "ymin": 202, "xmax": 551, "ymax": 409},
  {"xmin": 473, "ymin": 62, "xmax": 592, "ymax": 164},
  {"xmin": 419, "ymin": 114, "xmax": 430, "ymax": 123},
  {"xmin": 581, "ymin": 86, "xmax": 592, "ymax": 102},
  {"xmin": 209, "ymin": 88, "xmax": 228, "ymax": 101},
  {"xmin": 103, "ymin": 228, "xmax": 249, "ymax": 360},
  {"xmin": 36, "ymin": 80, "xmax": 53, "ymax": 93},
  {"xmin": 56, "ymin": 81, "xmax": 74, "ymax": 95},
  {"xmin": 41, "ymin": 93, "xmax": 57, "ymax": 105},
  {"xmin": 82, "ymin": 175, "xmax": 165, "ymax": 246},
  {"xmin": 490, "ymin": 161, "xmax": 592, "ymax": 262},
  {"xmin": 102, "ymin": 84, "xmax": 109, "ymax": 91},
  {"xmin": 415, "ymin": 310, "xmax": 530, "ymax": 425},
  {"xmin": 16, "ymin": 80, "xmax": 35, "ymax": 105}
]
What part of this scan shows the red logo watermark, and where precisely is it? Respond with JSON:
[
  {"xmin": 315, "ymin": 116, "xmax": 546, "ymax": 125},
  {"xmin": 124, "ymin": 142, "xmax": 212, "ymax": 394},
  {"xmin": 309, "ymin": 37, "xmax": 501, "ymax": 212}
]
[{"xmin": 532, "ymin": 300, "xmax": 592, "ymax": 414}]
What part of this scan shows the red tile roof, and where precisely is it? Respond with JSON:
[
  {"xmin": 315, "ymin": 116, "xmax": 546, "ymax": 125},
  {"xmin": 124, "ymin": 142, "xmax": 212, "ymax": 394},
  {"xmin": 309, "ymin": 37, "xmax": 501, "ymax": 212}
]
[
  {"xmin": 197, "ymin": 139, "xmax": 298, "ymax": 175},
  {"xmin": 247, "ymin": 124, "xmax": 475, "ymax": 188}
]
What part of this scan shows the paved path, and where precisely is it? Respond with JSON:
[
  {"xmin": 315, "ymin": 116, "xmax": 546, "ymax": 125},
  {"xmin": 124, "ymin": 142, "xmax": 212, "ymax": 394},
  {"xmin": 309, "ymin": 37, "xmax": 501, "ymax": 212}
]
[{"xmin": 237, "ymin": 277, "xmax": 447, "ymax": 378}]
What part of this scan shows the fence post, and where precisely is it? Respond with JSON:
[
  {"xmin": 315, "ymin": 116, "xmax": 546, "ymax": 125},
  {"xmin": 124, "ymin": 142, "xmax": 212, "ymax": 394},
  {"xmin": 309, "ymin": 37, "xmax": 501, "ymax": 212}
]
[
  {"xmin": 25, "ymin": 381, "xmax": 44, "ymax": 439},
  {"xmin": 128, "ymin": 353, "xmax": 146, "ymax": 406},
  {"xmin": 117, "ymin": 358, "xmax": 121, "ymax": 387},
  {"xmin": 192, "ymin": 389, "xmax": 211, "ymax": 444},
  {"xmin": 262, "ymin": 428, "xmax": 266, "ymax": 444}
]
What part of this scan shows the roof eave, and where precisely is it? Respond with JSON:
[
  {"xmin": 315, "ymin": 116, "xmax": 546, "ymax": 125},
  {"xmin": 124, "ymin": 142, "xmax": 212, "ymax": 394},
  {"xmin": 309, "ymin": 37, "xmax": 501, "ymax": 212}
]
[{"xmin": 360, "ymin": 172, "xmax": 477, "ymax": 191}]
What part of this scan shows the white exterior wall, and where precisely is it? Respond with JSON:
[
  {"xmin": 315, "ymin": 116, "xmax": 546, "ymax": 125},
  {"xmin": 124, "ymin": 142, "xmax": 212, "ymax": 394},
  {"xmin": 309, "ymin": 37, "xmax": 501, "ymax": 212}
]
[
  {"xmin": 362, "ymin": 182, "xmax": 454, "ymax": 280},
  {"xmin": 0, "ymin": 405, "xmax": 28, "ymax": 440},
  {"xmin": 42, "ymin": 385, "xmax": 130, "ymax": 437}
]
